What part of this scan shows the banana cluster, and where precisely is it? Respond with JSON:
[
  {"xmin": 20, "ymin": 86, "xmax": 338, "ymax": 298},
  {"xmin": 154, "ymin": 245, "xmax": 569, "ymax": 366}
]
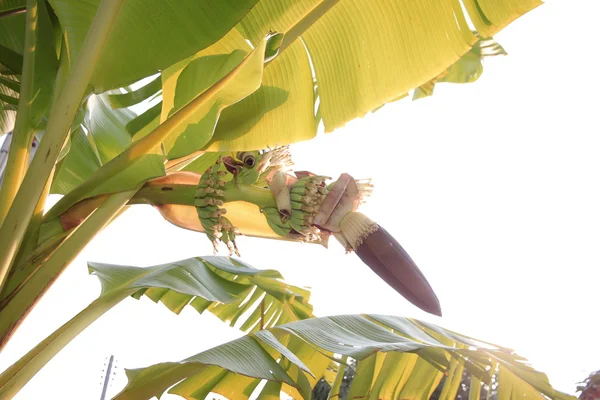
[
  {"xmin": 261, "ymin": 207, "xmax": 292, "ymax": 238},
  {"xmin": 195, "ymin": 158, "xmax": 240, "ymax": 256},
  {"xmin": 288, "ymin": 176, "xmax": 329, "ymax": 242}
]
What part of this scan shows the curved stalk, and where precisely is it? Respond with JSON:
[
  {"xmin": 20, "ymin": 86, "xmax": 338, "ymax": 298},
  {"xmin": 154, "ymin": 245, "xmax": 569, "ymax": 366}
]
[{"xmin": 0, "ymin": 0, "xmax": 125, "ymax": 293}]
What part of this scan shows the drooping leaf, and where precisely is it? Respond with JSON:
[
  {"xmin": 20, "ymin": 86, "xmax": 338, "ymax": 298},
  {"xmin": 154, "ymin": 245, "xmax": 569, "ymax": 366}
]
[
  {"xmin": 47, "ymin": 0, "xmax": 261, "ymax": 92},
  {"xmin": 128, "ymin": 256, "xmax": 313, "ymax": 330},
  {"xmin": 45, "ymin": 34, "xmax": 278, "ymax": 220},
  {"xmin": 0, "ymin": 256, "xmax": 312, "ymax": 398},
  {"xmin": 414, "ymin": 35, "xmax": 507, "ymax": 100},
  {"xmin": 115, "ymin": 314, "xmax": 573, "ymax": 400}
]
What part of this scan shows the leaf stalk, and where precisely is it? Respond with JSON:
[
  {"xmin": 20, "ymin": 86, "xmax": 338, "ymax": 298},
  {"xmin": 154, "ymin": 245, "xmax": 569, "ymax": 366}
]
[{"xmin": 0, "ymin": 0, "xmax": 40, "ymax": 222}]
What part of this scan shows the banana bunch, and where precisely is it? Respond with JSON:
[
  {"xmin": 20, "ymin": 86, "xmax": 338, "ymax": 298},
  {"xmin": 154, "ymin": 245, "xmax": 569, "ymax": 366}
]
[
  {"xmin": 261, "ymin": 207, "xmax": 292, "ymax": 238},
  {"xmin": 194, "ymin": 157, "xmax": 240, "ymax": 255},
  {"xmin": 188, "ymin": 149, "xmax": 441, "ymax": 316},
  {"xmin": 287, "ymin": 175, "xmax": 329, "ymax": 242}
]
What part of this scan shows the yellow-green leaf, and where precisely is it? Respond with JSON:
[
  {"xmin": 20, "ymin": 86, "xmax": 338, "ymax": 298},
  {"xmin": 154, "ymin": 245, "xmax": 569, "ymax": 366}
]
[
  {"xmin": 47, "ymin": 0, "xmax": 261, "ymax": 92},
  {"xmin": 116, "ymin": 315, "xmax": 572, "ymax": 400}
]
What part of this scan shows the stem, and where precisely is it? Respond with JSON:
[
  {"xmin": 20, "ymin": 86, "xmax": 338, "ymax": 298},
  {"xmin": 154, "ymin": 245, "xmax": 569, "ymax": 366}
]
[
  {"xmin": 0, "ymin": 0, "xmax": 125, "ymax": 293},
  {"xmin": 0, "ymin": 190, "xmax": 134, "ymax": 351},
  {"xmin": 0, "ymin": 292, "xmax": 130, "ymax": 398},
  {"xmin": 0, "ymin": 228, "xmax": 71, "ymax": 306},
  {"xmin": 278, "ymin": 0, "xmax": 340, "ymax": 54},
  {"xmin": 130, "ymin": 184, "xmax": 195, "ymax": 206},
  {"xmin": 222, "ymin": 182, "xmax": 277, "ymax": 209},
  {"xmin": 48, "ymin": 180, "xmax": 277, "ymax": 228},
  {"xmin": 0, "ymin": 0, "xmax": 38, "ymax": 222},
  {"xmin": 17, "ymin": 171, "xmax": 53, "ymax": 260}
]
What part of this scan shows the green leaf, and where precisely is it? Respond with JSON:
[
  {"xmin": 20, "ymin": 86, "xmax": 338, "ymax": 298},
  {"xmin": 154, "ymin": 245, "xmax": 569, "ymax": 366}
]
[
  {"xmin": 49, "ymin": 93, "xmax": 166, "ymax": 197},
  {"xmin": 51, "ymin": 127, "xmax": 101, "ymax": 194},
  {"xmin": 161, "ymin": 33, "xmax": 283, "ymax": 158},
  {"xmin": 116, "ymin": 315, "xmax": 573, "ymax": 400},
  {"xmin": 196, "ymin": 0, "xmax": 540, "ymax": 147},
  {"xmin": 0, "ymin": 43, "xmax": 22, "ymax": 74},
  {"xmin": 0, "ymin": 92, "xmax": 18, "ymax": 106},
  {"xmin": 47, "ymin": 0, "xmax": 261, "ymax": 92},
  {"xmin": 0, "ymin": 256, "xmax": 312, "ymax": 398},
  {"xmin": 0, "ymin": 12, "xmax": 25, "ymax": 55},
  {"xmin": 128, "ymin": 256, "xmax": 313, "ymax": 330},
  {"xmin": 207, "ymin": 40, "xmax": 317, "ymax": 151},
  {"xmin": 85, "ymin": 93, "xmax": 136, "ymax": 163},
  {"xmin": 161, "ymin": 27, "xmax": 316, "ymax": 152},
  {"xmin": 0, "ymin": 83, "xmax": 16, "ymax": 135},
  {"xmin": 26, "ymin": 0, "xmax": 58, "ymax": 128},
  {"xmin": 0, "ymin": 1, "xmax": 26, "ymax": 13},
  {"xmin": 119, "ymin": 336, "xmax": 298, "ymax": 400},
  {"xmin": 45, "ymin": 34, "xmax": 277, "ymax": 220},
  {"xmin": 0, "ymin": 76, "xmax": 19, "ymax": 92},
  {"xmin": 126, "ymin": 101, "xmax": 161, "ymax": 136},
  {"xmin": 182, "ymin": 152, "xmax": 222, "ymax": 174},
  {"xmin": 107, "ymin": 75, "xmax": 162, "ymax": 108}
]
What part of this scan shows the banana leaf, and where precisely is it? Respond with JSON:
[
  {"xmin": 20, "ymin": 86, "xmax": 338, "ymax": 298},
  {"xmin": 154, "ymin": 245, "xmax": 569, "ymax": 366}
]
[
  {"xmin": 115, "ymin": 314, "xmax": 574, "ymax": 400},
  {"xmin": 0, "ymin": 256, "xmax": 312, "ymax": 398}
]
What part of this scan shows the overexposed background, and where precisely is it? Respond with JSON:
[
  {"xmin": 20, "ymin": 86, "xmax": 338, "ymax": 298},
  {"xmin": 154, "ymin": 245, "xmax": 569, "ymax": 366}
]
[{"xmin": 1, "ymin": 0, "xmax": 599, "ymax": 398}]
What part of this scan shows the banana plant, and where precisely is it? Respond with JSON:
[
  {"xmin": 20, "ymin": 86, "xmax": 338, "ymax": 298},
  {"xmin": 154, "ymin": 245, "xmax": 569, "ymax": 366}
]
[{"xmin": 0, "ymin": 0, "xmax": 558, "ymax": 398}]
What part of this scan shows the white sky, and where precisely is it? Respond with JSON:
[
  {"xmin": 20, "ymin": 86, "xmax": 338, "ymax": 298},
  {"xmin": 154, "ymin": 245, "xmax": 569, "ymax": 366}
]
[{"xmin": 1, "ymin": 0, "xmax": 599, "ymax": 398}]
